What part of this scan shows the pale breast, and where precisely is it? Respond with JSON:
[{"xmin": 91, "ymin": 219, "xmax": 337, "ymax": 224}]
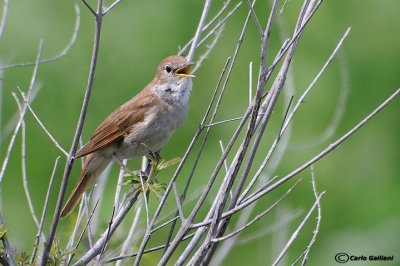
[{"xmin": 116, "ymin": 103, "xmax": 188, "ymax": 159}]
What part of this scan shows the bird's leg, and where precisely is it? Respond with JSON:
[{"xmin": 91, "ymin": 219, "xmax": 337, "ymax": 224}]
[
  {"xmin": 112, "ymin": 154, "xmax": 132, "ymax": 174},
  {"xmin": 154, "ymin": 150, "xmax": 161, "ymax": 162},
  {"xmin": 145, "ymin": 150, "xmax": 161, "ymax": 178}
]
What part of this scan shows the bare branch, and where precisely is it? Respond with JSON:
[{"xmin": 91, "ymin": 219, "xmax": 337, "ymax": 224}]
[
  {"xmin": 186, "ymin": 0, "xmax": 212, "ymax": 62},
  {"xmin": 242, "ymin": 88, "xmax": 400, "ymax": 211},
  {"xmin": 187, "ymin": 0, "xmax": 311, "ymax": 262},
  {"xmin": 271, "ymin": 191, "xmax": 325, "ymax": 266},
  {"xmin": 151, "ymin": 216, "xmax": 179, "ymax": 234},
  {"xmin": 11, "ymin": 93, "xmax": 42, "ymax": 233},
  {"xmin": 102, "ymin": 0, "xmax": 123, "ymax": 15},
  {"xmin": 81, "ymin": 0, "xmax": 96, "ymax": 16},
  {"xmin": 99, "ymin": 207, "xmax": 116, "ymax": 260},
  {"xmin": 30, "ymin": 157, "xmax": 60, "ymax": 264},
  {"xmin": 172, "ymin": 4, "xmax": 259, "ymax": 264},
  {"xmin": 0, "ymin": 85, "xmax": 41, "ymax": 143},
  {"xmin": 237, "ymin": 209, "xmax": 302, "ymax": 246},
  {"xmin": 172, "ymin": 182, "xmax": 186, "ymax": 221},
  {"xmin": 279, "ymin": 0, "xmax": 292, "ymax": 14},
  {"xmin": 0, "ymin": 39, "xmax": 43, "ymax": 183},
  {"xmin": 0, "ymin": 0, "xmax": 9, "ymax": 39},
  {"xmin": 291, "ymin": 165, "xmax": 322, "ymax": 265},
  {"xmin": 134, "ymin": 57, "xmax": 232, "ymax": 262},
  {"xmin": 72, "ymin": 188, "xmax": 141, "ymax": 265},
  {"xmin": 17, "ymin": 90, "xmax": 68, "ymax": 157},
  {"xmin": 103, "ymin": 232, "xmax": 197, "ymax": 264},
  {"xmin": 211, "ymin": 178, "xmax": 303, "ymax": 243},
  {"xmin": 114, "ymin": 159, "xmax": 127, "ymax": 210},
  {"xmin": 41, "ymin": 0, "xmax": 103, "ymax": 263},
  {"xmin": 191, "ymin": 24, "xmax": 224, "ymax": 73},
  {"xmin": 116, "ymin": 202, "xmax": 143, "ymax": 266},
  {"xmin": 0, "ymin": 5, "xmax": 80, "ymax": 70},
  {"xmin": 245, "ymin": 0, "xmax": 264, "ymax": 38},
  {"xmin": 66, "ymin": 198, "xmax": 99, "ymax": 265},
  {"xmin": 191, "ymin": 178, "xmax": 302, "ymax": 230},
  {"xmin": 293, "ymin": 52, "xmax": 350, "ymax": 149},
  {"xmin": 240, "ymin": 27, "xmax": 351, "ymax": 202},
  {"xmin": 0, "ymin": 212, "xmax": 16, "ymax": 266},
  {"xmin": 195, "ymin": 2, "xmax": 242, "ymax": 49},
  {"xmin": 178, "ymin": 0, "xmax": 233, "ymax": 55}
]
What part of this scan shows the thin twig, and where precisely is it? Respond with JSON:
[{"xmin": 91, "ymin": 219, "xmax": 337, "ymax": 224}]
[
  {"xmin": 241, "ymin": 88, "xmax": 400, "ymax": 212},
  {"xmin": 17, "ymin": 90, "xmax": 68, "ymax": 156},
  {"xmin": 172, "ymin": 182, "xmax": 186, "ymax": 221},
  {"xmin": 290, "ymin": 165, "xmax": 322, "ymax": 265},
  {"xmin": 67, "ymin": 199, "xmax": 99, "ymax": 265},
  {"xmin": 237, "ymin": 209, "xmax": 302, "ymax": 246},
  {"xmin": 178, "ymin": 0, "xmax": 233, "ymax": 55},
  {"xmin": 195, "ymin": 2, "xmax": 242, "ymax": 49},
  {"xmin": 0, "ymin": 5, "xmax": 80, "ymax": 70},
  {"xmin": 0, "ymin": 212, "xmax": 16, "ymax": 266},
  {"xmin": 249, "ymin": 61, "xmax": 253, "ymax": 105},
  {"xmin": 301, "ymin": 167, "xmax": 322, "ymax": 265},
  {"xmin": 191, "ymin": 24, "xmax": 224, "ymax": 73},
  {"xmin": 103, "ymin": 232, "xmax": 197, "ymax": 263},
  {"xmin": 271, "ymin": 191, "xmax": 325, "ymax": 266},
  {"xmin": 0, "ymin": 85, "xmax": 41, "ymax": 143},
  {"xmin": 0, "ymin": 0, "xmax": 9, "ymax": 39},
  {"xmin": 65, "ymin": 188, "xmax": 94, "ymax": 257},
  {"xmin": 102, "ymin": 0, "xmax": 123, "ymax": 15},
  {"xmin": 174, "ymin": 3, "xmax": 258, "ymax": 263},
  {"xmin": 139, "ymin": 170, "xmax": 150, "ymax": 226},
  {"xmin": 151, "ymin": 216, "xmax": 179, "ymax": 234},
  {"xmin": 186, "ymin": 0, "xmax": 212, "ymax": 62},
  {"xmin": 89, "ymin": 163, "xmax": 112, "ymax": 235},
  {"xmin": 212, "ymin": 178, "xmax": 303, "ymax": 242},
  {"xmin": 116, "ymin": 202, "xmax": 143, "ymax": 266},
  {"xmin": 191, "ymin": 178, "xmax": 301, "ymax": 230},
  {"xmin": 135, "ymin": 57, "xmax": 231, "ymax": 260},
  {"xmin": 245, "ymin": 0, "xmax": 263, "ymax": 38},
  {"xmin": 187, "ymin": 1, "xmax": 286, "ymax": 263},
  {"xmin": 240, "ymin": 27, "xmax": 351, "ymax": 203},
  {"xmin": 114, "ymin": 159, "xmax": 127, "ymax": 210},
  {"xmin": 0, "ymin": 40, "xmax": 43, "ymax": 183},
  {"xmin": 40, "ymin": 0, "xmax": 103, "ymax": 263},
  {"xmin": 293, "ymin": 52, "xmax": 350, "ymax": 149},
  {"xmin": 72, "ymin": 189, "xmax": 141, "ymax": 266},
  {"xmin": 65, "ymin": 199, "xmax": 86, "ymax": 266},
  {"xmin": 219, "ymin": 140, "xmax": 229, "ymax": 173},
  {"xmin": 30, "ymin": 157, "xmax": 60, "ymax": 265},
  {"xmin": 99, "ymin": 207, "xmax": 115, "ymax": 260},
  {"xmin": 279, "ymin": 0, "xmax": 292, "ymax": 14},
  {"xmin": 81, "ymin": 0, "xmax": 96, "ymax": 16},
  {"xmin": 12, "ymin": 93, "xmax": 42, "ymax": 231}
]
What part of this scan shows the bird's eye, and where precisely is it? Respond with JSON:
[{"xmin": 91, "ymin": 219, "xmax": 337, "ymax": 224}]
[{"xmin": 165, "ymin": 65, "xmax": 173, "ymax": 73}]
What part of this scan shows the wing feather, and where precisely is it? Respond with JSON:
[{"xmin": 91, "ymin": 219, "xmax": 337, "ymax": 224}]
[{"xmin": 75, "ymin": 88, "xmax": 159, "ymax": 158}]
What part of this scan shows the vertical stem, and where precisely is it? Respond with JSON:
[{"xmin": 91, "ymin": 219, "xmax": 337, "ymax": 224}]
[
  {"xmin": 186, "ymin": 0, "xmax": 212, "ymax": 62},
  {"xmin": 0, "ymin": 212, "xmax": 16, "ymax": 266},
  {"xmin": 39, "ymin": 1, "xmax": 103, "ymax": 264}
]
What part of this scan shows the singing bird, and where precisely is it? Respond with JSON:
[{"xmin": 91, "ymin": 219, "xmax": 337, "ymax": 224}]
[{"xmin": 61, "ymin": 55, "xmax": 194, "ymax": 218}]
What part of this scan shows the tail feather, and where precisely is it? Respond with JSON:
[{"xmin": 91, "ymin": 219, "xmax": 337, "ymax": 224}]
[
  {"xmin": 61, "ymin": 154, "xmax": 110, "ymax": 218},
  {"xmin": 60, "ymin": 171, "xmax": 96, "ymax": 218}
]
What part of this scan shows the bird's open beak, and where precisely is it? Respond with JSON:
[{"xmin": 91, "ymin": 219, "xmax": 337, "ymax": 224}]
[{"xmin": 175, "ymin": 64, "xmax": 195, "ymax": 78}]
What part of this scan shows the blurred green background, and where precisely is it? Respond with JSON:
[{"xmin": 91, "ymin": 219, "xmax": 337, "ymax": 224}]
[{"xmin": 0, "ymin": 0, "xmax": 399, "ymax": 265}]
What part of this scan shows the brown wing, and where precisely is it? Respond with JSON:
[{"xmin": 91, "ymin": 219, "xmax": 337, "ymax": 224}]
[{"xmin": 75, "ymin": 88, "xmax": 159, "ymax": 158}]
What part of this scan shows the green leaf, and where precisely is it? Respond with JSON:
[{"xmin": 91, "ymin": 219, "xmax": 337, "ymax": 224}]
[
  {"xmin": 0, "ymin": 224, "xmax": 7, "ymax": 239},
  {"xmin": 157, "ymin": 157, "xmax": 181, "ymax": 171}
]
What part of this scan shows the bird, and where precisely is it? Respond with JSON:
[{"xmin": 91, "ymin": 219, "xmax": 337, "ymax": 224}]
[{"xmin": 60, "ymin": 55, "xmax": 194, "ymax": 218}]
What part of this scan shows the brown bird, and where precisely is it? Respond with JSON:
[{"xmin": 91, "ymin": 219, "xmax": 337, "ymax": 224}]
[{"xmin": 61, "ymin": 55, "xmax": 194, "ymax": 218}]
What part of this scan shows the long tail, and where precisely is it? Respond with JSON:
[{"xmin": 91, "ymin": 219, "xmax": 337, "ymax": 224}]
[{"xmin": 60, "ymin": 154, "xmax": 110, "ymax": 218}]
